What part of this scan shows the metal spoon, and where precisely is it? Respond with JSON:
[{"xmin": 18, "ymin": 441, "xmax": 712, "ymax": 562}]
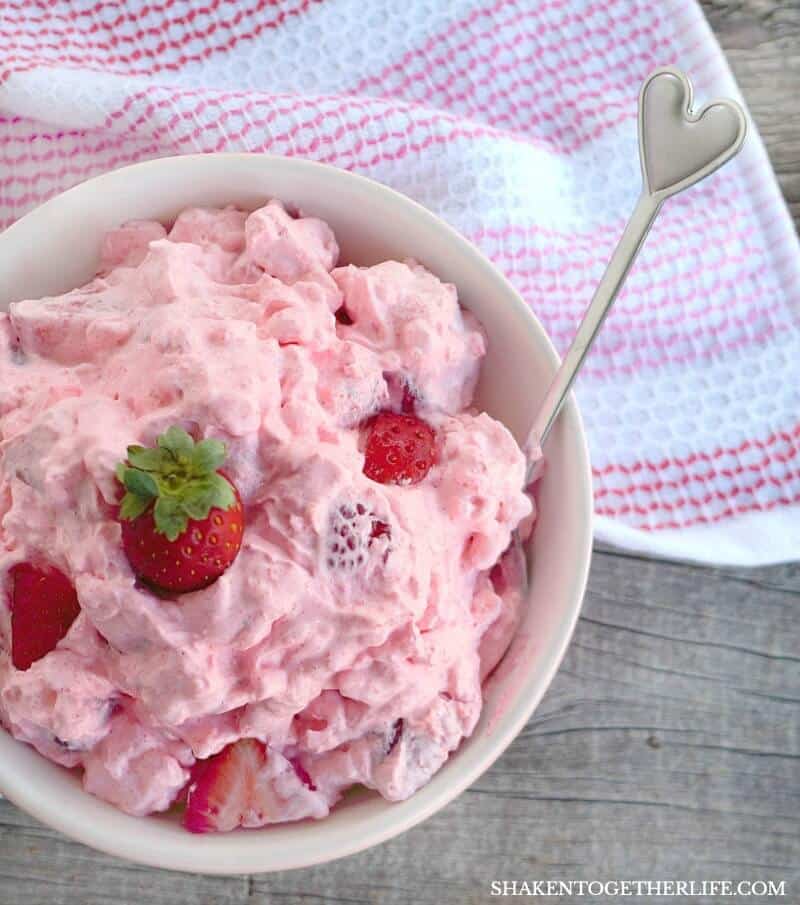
[{"xmin": 525, "ymin": 67, "xmax": 747, "ymax": 464}]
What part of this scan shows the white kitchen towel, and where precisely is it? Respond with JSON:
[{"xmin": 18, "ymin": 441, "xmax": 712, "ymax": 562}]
[{"xmin": 0, "ymin": 0, "xmax": 798, "ymax": 565}]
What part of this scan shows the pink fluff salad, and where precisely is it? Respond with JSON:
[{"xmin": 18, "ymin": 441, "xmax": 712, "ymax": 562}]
[{"xmin": 0, "ymin": 201, "xmax": 533, "ymax": 828}]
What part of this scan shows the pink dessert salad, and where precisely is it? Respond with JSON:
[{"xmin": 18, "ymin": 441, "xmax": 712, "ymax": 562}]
[{"xmin": 0, "ymin": 201, "xmax": 534, "ymax": 832}]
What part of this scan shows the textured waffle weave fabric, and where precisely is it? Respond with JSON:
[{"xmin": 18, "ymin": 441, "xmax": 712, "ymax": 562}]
[{"xmin": 0, "ymin": 0, "xmax": 798, "ymax": 564}]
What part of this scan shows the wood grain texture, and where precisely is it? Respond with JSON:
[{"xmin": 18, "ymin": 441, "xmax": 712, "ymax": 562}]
[
  {"xmin": 2, "ymin": 553, "xmax": 798, "ymax": 905},
  {"xmin": 1, "ymin": 3, "xmax": 798, "ymax": 904},
  {"xmin": 700, "ymin": 0, "xmax": 800, "ymax": 223}
]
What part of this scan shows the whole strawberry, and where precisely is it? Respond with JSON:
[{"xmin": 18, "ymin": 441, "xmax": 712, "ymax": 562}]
[
  {"xmin": 363, "ymin": 411, "xmax": 437, "ymax": 486},
  {"xmin": 116, "ymin": 426, "xmax": 244, "ymax": 593}
]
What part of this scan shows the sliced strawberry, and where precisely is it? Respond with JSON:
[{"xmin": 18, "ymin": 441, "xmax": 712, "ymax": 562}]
[
  {"xmin": 363, "ymin": 412, "xmax": 436, "ymax": 486},
  {"xmin": 325, "ymin": 501, "xmax": 391, "ymax": 572},
  {"xmin": 400, "ymin": 384, "xmax": 418, "ymax": 415},
  {"xmin": 117, "ymin": 426, "xmax": 244, "ymax": 593},
  {"xmin": 384, "ymin": 371, "xmax": 419, "ymax": 414},
  {"xmin": 385, "ymin": 718, "xmax": 404, "ymax": 755},
  {"xmin": 183, "ymin": 738, "xmax": 266, "ymax": 834},
  {"xmin": 289, "ymin": 756, "xmax": 317, "ymax": 791},
  {"xmin": 10, "ymin": 563, "xmax": 81, "ymax": 671}
]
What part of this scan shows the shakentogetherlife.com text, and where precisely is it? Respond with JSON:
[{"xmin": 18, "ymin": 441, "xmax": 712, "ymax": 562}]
[{"xmin": 489, "ymin": 879, "xmax": 787, "ymax": 897}]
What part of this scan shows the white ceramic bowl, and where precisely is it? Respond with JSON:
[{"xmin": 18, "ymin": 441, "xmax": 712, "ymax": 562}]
[{"xmin": 0, "ymin": 154, "xmax": 592, "ymax": 873}]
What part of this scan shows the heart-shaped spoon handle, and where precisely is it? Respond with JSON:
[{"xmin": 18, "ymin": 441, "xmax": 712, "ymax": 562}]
[{"xmin": 526, "ymin": 67, "xmax": 746, "ymax": 461}]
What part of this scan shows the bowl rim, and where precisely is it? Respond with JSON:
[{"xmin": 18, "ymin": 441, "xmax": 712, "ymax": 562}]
[{"xmin": 0, "ymin": 153, "xmax": 593, "ymax": 873}]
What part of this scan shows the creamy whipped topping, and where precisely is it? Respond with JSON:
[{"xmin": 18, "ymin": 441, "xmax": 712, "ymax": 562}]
[{"xmin": 0, "ymin": 201, "xmax": 533, "ymax": 824}]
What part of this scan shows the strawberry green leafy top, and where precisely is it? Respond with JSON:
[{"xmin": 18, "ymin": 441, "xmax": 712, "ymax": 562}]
[{"xmin": 116, "ymin": 426, "xmax": 236, "ymax": 542}]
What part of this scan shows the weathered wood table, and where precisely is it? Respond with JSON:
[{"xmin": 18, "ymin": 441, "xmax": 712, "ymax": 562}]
[{"xmin": 1, "ymin": 2, "xmax": 798, "ymax": 903}]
